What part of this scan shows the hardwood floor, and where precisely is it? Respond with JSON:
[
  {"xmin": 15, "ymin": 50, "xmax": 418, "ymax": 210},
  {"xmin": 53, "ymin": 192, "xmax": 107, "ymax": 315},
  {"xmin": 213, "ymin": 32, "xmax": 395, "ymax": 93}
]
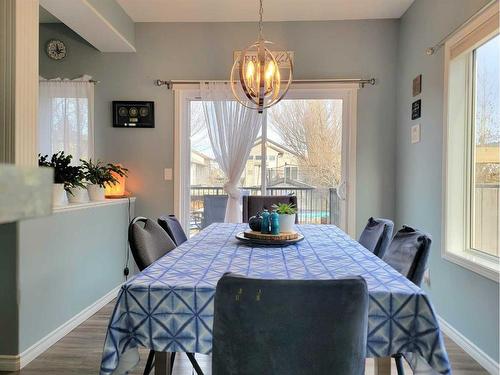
[{"xmin": 1, "ymin": 301, "xmax": 489, "ymax": 375}]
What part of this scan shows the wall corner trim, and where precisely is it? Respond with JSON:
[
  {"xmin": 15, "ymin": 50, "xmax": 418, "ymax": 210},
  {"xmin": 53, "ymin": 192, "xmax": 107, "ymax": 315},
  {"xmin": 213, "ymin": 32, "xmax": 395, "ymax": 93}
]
[
  {"xmin": 438, "ymin": 315, "xmax": 499, "ymax": 374},
  {"xmin": 0, "ymin": 284, "xmax": 122, "ymax": 372}
]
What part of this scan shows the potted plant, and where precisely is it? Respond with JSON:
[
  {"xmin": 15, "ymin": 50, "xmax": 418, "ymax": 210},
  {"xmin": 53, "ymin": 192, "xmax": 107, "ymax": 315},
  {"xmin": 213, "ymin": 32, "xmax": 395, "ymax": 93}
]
[
  {"xmin": 272, "ymin": 202, "xmax": 297, "ymax": 233},
  {"xmin": 38, "ymin": 152, "xmax": 75, "ymax": 206},
  {"xmin": 65, "ymin": 164, "xmax": 88, "ymax": 203},
  {"xmin": 81, "ymin": 159, "xmax": 128, "ymax": 201}
]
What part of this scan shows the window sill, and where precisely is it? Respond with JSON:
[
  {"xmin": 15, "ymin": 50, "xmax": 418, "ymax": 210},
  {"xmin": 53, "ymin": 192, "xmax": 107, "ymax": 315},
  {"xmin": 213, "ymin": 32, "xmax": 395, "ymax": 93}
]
[
  {"xmin": 443, "ymin": 249, "xmax": 499, "ymax": 282},
  {"xmin": 52, "ymin": 197, "xmax": 135, "ymax": 214}
]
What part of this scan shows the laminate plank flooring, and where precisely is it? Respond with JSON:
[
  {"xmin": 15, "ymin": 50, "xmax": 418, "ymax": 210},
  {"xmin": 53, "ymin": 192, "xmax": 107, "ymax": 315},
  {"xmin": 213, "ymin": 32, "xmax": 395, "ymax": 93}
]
[{"xmin": 1, "ymin": 301, "xmax": 489, "ymax": 375}]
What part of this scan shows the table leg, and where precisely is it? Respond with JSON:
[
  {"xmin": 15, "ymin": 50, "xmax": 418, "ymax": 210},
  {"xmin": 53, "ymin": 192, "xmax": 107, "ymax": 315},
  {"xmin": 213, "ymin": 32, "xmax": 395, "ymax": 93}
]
[
  {"xmin": 374, "ymin": 357, "xmax": 392, "ymax": 375},
  {"xmin": 154, "ymin": 352, "xmax": 172, "ymax": 375}
]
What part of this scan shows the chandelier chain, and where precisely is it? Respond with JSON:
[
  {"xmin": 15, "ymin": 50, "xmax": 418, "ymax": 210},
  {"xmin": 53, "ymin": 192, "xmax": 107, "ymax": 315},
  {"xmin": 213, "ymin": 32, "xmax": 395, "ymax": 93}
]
[{"xmin": 258, "ymin": 0, "xmax": 264, "ymax": 39}]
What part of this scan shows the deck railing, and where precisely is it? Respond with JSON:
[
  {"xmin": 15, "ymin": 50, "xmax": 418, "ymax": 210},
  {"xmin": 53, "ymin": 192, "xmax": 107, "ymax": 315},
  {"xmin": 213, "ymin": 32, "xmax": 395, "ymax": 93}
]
[{"xmin": 190, "ymin": 186, "xmax": 340, "ymax": 226}]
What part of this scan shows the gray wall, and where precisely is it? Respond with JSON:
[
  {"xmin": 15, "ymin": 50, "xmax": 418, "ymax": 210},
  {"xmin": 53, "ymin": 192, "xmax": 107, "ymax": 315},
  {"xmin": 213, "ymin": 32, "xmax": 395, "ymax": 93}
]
[
  {"xmin": 39, "ymin": 20, "xmax": 400, "ymax": 235},
  {"xmin": 16, "ymin": 202, "xmax": 131, "ymax": 352},
  {"xmin": 396, "ymin": 0, "xmax": 499, "ymax": 361},
  {"xmin": 0, "ymin": 223, "xmax": 19, "ymax": 355}
]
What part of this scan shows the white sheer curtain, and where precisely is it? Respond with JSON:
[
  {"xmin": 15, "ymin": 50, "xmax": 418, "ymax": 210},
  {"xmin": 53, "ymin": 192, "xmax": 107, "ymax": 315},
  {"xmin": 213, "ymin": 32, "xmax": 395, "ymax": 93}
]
[
  {"xmin": 201, "ymin": 82, "xmax": 262, "ymax": 223},
  {"xmin": 39, "ymin": 75, "xmax": 94, "ymax": 162}
]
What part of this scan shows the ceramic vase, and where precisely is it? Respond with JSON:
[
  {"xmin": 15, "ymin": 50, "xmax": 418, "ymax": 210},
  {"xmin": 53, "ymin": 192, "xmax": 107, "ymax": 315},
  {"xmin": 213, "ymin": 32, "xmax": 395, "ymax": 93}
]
[
  {"xmin": 87, "ymin": 184, "xmax": 106, "ymax": 201},
  {"xmin": 67, "ymin": 186, "xmax": 89, "ymax": 203},
  {"xmin": 279, "ymin": 214, "xmax": 295, "ymax": 232},
  {"xmin": 52, "ymin": 183, "xmax": 68, "ymax": 207}
]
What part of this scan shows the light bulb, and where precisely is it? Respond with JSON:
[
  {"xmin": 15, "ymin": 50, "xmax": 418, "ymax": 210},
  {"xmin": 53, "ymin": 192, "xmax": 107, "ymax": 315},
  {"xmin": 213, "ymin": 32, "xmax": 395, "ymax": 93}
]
[
  {"xmin": 245, "ymin": 61, "xmax": 255, "ymax": 93},
  {"xmin": 265, "ymin": 60, "xmax": 275, "ymax": 81},
  {"xmin": 264, "ymin": 60, "xmax": 276, "ymax": 95}
]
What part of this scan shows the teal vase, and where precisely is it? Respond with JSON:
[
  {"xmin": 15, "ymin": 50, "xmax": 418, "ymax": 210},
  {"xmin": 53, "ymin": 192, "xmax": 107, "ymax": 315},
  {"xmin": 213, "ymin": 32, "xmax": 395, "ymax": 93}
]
[
  {"xmin": 261, "ymin": 210, "xmax": 270, "ymax": 234},
  {"xmin": 270, "ymin": 211, "xmax": 280, "ymax": 235}
]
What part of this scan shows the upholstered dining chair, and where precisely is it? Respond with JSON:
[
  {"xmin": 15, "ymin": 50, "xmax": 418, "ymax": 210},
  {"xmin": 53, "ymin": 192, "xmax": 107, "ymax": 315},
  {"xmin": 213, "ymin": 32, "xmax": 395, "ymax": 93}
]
[
  {"xmin": 202, "ymin": 195, "xmax": 228, "ymax": 228},
  {"xmin": 129, "ymin": 217, "xmax": 177, "ymax": 271},
  {"xmin": 128, "ymin": 217, "xmax": 203, "ymax": 375},
  {"xmin": 358, "ymin": 217, "xmax": 394, "ymax": 258},
  {"xmin": 158, "ymin": 214, "xmax": 188, "ymax": 246},
  {"xmin": 212, "ymin": 273, "xmax": 368, "ymax": 375},
  {"xmin": 242, "ymin": 195, "xmax": 298, "ymax": 223},
  {"xmin": 382, "ymin": 225, "xmax": 432, "ymax": 375}
]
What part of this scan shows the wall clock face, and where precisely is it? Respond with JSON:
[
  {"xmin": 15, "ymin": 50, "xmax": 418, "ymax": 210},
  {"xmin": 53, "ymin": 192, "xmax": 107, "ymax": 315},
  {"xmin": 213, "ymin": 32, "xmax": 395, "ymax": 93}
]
[{"xmin": 46, "ymin": 39, "xmax": 66, "ymax": 60}]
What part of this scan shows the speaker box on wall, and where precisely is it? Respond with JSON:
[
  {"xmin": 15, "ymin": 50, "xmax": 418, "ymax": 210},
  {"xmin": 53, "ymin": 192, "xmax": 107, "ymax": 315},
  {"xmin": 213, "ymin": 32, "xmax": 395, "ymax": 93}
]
[{"xmin": 113, "ymin": 101, "xmax": 155, "ymax": 128}]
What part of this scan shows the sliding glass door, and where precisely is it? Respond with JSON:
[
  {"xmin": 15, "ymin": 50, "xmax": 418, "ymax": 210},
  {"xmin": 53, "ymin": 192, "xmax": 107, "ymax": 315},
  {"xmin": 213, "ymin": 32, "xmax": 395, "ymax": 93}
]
[{"xmin": 176, "ymin": 85, "xmax": 357, "ymax": 237}]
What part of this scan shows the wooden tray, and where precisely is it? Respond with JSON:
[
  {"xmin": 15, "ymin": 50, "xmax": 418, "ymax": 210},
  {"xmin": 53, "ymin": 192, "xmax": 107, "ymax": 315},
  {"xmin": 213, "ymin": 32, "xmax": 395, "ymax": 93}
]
[
  {"xmin": 243, "ymin": 230, "xmax": 299, "ymax": 241},
  {"xmin": 235, "ymin": 231, "xmax": 304, "ymax": 247}
]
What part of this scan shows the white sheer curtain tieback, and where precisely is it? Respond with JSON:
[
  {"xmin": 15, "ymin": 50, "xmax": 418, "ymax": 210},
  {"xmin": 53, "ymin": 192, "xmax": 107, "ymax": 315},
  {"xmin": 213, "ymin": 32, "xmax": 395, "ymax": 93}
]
[{"xmin": 201, "ymin": 81, "xmax": 262, "ymax": 223}]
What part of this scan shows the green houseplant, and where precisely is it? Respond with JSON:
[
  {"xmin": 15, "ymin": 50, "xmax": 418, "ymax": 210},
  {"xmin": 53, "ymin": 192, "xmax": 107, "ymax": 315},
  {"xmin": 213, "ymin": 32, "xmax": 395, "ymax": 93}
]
[
  {"xmin": 38, "ymin": 151, "xmax": 76, "ymax": 206},
  {"xmin": 81, "ymin": 159, "xmax": 128, "ymax": 201},
  {"xmin": 272, "ymin": 202, "xmax": 297, "ymax": 233},
  {"xmin": 65, "ymin": 165, "xmax": 88, "ymax": 203}
]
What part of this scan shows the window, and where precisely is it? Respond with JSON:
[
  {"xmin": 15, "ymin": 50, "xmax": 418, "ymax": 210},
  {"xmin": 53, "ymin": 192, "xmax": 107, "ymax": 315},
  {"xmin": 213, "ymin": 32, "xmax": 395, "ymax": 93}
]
[
  {"xmin": 471, "ymin": 35, "xmax": 500, "ymax": 257},
  {"xmin": 443, "ymin": 3, "xmax": 499, "ymax": 281},
  {"xmin": 38, "ymin": 77, "xmax": 94, "ymax": 161},
  {"xmin": 284, "ymin": 165, "xmax": 298, "ymax": 181},
  {"xmin": 185, "ymin": 92, "xmax": 356, "ymax": 235}
]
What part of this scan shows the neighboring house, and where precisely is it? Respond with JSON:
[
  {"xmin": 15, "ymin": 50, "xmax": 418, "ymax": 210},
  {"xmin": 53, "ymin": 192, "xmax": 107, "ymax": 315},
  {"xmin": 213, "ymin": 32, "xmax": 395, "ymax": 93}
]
[
  {"xmin": 190, "ymin": 150, "xmax": 224, "ymax": 186},
  {"xmin": 242, "ymin": 137, "xmax": 307, "ymax": 188},
  {"xmin": 192, "ymin": 137, "xmax": 309, "ymax": 188}
]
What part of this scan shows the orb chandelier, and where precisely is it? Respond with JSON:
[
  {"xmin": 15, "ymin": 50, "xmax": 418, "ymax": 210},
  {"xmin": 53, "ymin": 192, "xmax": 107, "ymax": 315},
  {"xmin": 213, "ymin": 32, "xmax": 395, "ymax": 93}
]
[{"xmin": 230, "ymin": 0, "xmax": 293, "ymax": 113}]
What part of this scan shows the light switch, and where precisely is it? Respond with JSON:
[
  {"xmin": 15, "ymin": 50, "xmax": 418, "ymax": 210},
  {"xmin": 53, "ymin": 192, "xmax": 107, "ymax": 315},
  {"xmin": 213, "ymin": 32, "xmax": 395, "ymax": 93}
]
[
  {"xmin": 164, "ymin": 168, "xmax": 173, "ymax": 181},
  {"xmin": 411, "ymin": 124, "xmax": 421, "ymax": 144}
]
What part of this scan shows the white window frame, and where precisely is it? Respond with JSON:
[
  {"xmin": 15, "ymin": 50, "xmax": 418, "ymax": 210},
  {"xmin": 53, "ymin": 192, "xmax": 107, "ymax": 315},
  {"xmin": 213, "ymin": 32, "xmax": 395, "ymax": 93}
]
[
  {"xmin": 173, "ymin": 82, "xmax": 358, "ymax": 237},
  {"xmin": 442, "ymin": 2, "xmax": 500, "ymax": 282}
]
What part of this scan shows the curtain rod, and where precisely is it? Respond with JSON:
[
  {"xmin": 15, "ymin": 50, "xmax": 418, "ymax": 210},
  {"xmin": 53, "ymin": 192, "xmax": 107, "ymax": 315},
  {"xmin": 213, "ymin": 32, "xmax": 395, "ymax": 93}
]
[
  {"xmin": 39, "ymin": 79, "xmax": 100, "ymax": 84},
  {"xmin": 426, "ymin": 0, "xmax": 498, "ymax": 55},
  {"xmin": 155, "ymin": 78, "xmax": 376, "ymax": 89}
]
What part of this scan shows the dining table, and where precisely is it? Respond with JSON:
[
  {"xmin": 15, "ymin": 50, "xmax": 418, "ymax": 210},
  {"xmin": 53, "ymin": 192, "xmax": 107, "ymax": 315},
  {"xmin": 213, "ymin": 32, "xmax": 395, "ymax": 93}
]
[{"xmin": 100, "ymin": 223, "xmax": 452, "ymax": 375}]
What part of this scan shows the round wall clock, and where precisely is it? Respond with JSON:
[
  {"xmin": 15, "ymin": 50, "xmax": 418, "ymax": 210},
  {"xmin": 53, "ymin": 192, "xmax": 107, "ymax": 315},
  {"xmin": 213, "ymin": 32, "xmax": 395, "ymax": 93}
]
[{"xmin": 46, "ymin": 39, "xmax": 67, "ymax": 60}]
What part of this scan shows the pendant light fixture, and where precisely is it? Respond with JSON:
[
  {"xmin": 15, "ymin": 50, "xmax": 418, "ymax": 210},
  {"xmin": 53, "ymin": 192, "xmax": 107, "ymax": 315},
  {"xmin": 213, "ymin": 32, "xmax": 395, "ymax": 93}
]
[{"xmin": 230, "ymin": 0, "xmax": 293, "ymax": 113}]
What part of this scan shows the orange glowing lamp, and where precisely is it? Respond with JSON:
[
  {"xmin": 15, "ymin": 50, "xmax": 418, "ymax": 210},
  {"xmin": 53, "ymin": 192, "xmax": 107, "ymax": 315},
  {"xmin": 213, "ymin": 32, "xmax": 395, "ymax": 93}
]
[{"xmin": 105, "ymin": 166, "xmax": 128, "ymax": 198}]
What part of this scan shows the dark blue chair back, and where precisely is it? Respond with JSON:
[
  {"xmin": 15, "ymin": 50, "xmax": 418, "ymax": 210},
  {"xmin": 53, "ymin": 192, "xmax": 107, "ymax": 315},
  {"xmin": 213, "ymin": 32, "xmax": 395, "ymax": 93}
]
[
  {"xmin": 212, "ymin": 273, "xmax": 368, "ymax": 375},
  {"xmin": 382, "ymin": 225, "xmax": 432, "ymax": 286},
  {"xmin": 158, "ymin": 215, "xmax": 188, "ymax": 246},
  {"xmin": 359, "ymin": 217, "xmax": 394, "ymax": 258},
  {"xmin": 202, "ymin": 195, "xmax": 228, "ymax": 228},
  {"xmin": 242, "ymin": 195, "xmax": 298, "ymax": 223},
  {"xmin": 128, "ymin": 217, "xmax": 176, "ymax": 271}
]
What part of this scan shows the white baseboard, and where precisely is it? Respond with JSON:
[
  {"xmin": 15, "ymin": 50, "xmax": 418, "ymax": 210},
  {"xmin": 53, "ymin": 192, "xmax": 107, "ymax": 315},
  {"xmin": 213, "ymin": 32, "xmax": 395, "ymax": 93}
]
[
  {"xmin": 0, "ymin": 285, "xmax": 122, "ymax": 372},
  {"xmin": 438, "ymin": 316, "xmax": 500, "ymax": 375}
]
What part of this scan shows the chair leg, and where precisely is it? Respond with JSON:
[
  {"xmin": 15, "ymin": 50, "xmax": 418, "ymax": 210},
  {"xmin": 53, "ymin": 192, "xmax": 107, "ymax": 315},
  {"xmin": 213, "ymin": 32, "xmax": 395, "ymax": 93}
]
[
  {"xmin": 186, "ymin": 353, "xmax": 204, "ymax": 375},
  {"xmin": 394, "ymin": 354, "xmax": 405, "ymax": 375},
  {"xmin": 144, "ymin": 350, "xmax": 155, "ymax": 375},
  {"xmin": 170, "ymin": 352, "xmax": 176, "ymax": 372}
]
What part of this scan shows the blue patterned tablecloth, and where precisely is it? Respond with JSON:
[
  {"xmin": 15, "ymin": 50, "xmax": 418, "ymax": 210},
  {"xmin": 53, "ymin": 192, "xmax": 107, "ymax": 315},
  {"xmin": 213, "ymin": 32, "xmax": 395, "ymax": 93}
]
[{"xmin": 100, "ymin": 223, "xmax": 451, "ymax": 375}]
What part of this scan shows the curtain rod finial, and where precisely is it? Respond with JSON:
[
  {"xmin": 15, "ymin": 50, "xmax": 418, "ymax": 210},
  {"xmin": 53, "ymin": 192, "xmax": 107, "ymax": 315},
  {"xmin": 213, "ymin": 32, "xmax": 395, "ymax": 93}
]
[{"xmin": 426, "ymin": 47, "xmax": 435, "ymax": 55}]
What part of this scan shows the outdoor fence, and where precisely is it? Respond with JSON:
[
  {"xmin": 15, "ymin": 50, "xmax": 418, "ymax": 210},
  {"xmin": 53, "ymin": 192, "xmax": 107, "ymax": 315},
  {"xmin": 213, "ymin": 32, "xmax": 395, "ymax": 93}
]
[
  {"xmin": 473, "ymin": 184, "xmax": 499, "ymax": 257},
  {"xmin": 190, "ymin": 186, "xmax": 340, "ymax": 228}
]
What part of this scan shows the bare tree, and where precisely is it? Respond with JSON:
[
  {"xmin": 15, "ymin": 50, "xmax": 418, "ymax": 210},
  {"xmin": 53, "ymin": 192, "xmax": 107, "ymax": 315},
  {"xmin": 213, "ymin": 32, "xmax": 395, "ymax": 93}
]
[
  {"xmin": 269, "ymin": 100, "xmax": 342, "ymax": 187},
  {"xmin": 475, "ymin": 55, "xmax": 499, "ymax": 184}
]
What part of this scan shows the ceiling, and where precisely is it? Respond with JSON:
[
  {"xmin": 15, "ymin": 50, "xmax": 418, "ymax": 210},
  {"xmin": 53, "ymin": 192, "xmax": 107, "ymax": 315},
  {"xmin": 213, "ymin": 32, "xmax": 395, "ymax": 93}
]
[
  {"xmin": 39, "ymin": 6, "xmax": 61, "ymax": 23},
  {"xmin": 116, "ymin": 0, "xmax": 415, "ymax": 23}
]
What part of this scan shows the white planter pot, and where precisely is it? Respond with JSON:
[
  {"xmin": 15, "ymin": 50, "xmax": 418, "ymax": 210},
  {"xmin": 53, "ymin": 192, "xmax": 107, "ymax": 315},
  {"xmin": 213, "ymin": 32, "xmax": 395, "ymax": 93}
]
[
  {"xmin": 67, "ymin": 186, "xmax": 89, "ymax": 203},
  {"xmin": 87, "ymin": 184, "xmax": 106, "ymax": 201},
  {"xmin": 279, "ymin": 214, "xmax": 296, "ymax": 233},
  {"xmin": 52, "ymin": 183, "xmax": 68, "ymax": 207}
]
